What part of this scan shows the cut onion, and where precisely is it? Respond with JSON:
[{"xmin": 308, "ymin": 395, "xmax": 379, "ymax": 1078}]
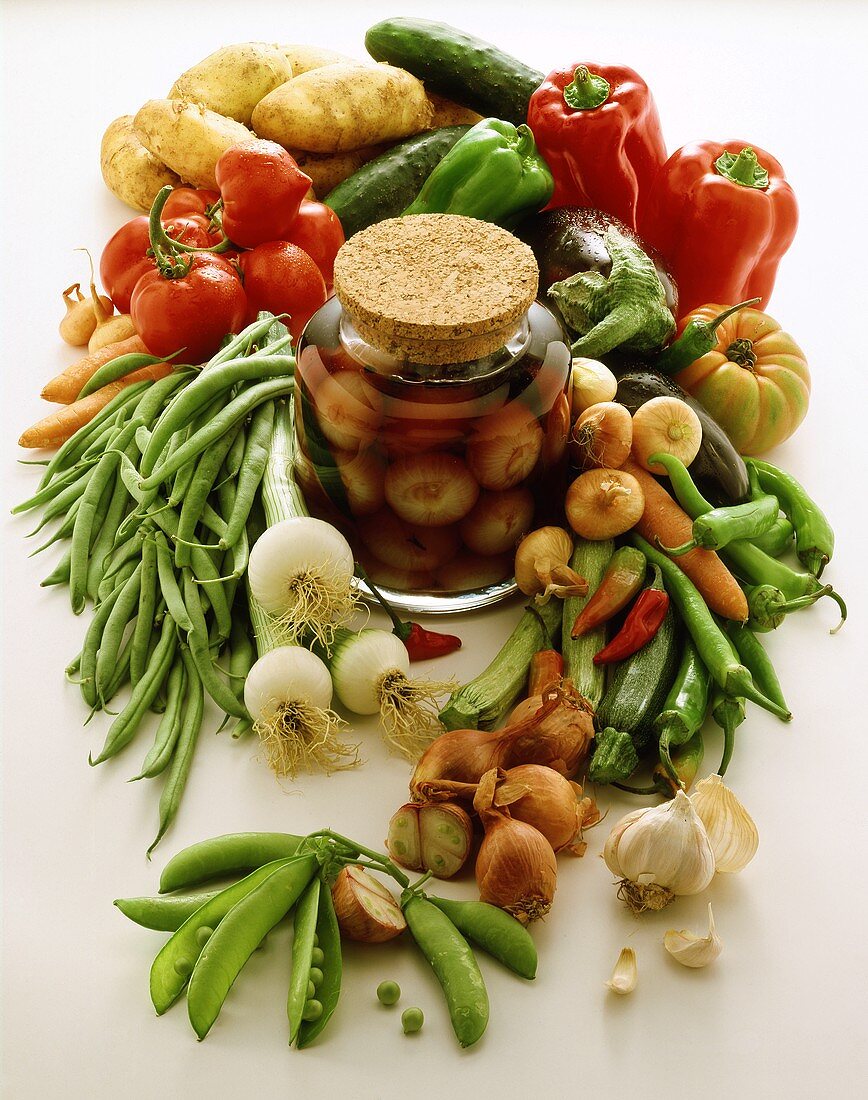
[
  {"xmin": 436, "ymin": 552, "xmax": 512, "ymax": 591},
  {"xmin": 384, "ymin": 452, "xmax": 479, "ymax": 527},
  {"xmin": 313, "ymin": 370, "xmax": 383, "ymax": 452},
  {"xmin": 459, "ymin": 488, "xmax": 535, "ymax": 556},
  {"xmin": 357, "ymin": 509, "xmax": 459, "ymax": 572},
  {"xmin": 331, "ymin": 865, "xmax": 407, "ymax": 943},
  {"xmin": 386, "ymin": 801, "xmax": 473, "ymax": 879},
  {"xmin": 467, "ymin": 404, "xmax": 544, "ymax": 490}
]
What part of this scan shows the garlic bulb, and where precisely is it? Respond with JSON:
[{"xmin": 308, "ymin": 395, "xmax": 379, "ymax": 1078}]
[
  {"xmin": 604, "ymin": 789, "xmax": 715, "ymax": 913},
  {"xmin": 691, "ymin": 774, "xmax": 759, "ymax": 873},
  {"xmin": 664, "ymin": 903, "xmax": 722, "ymax": 968},
  {"xmin": 606, "ymin": 947, "xmax": 637, "ymax": 995}
]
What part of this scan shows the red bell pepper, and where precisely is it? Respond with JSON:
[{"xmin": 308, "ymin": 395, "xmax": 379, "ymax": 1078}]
[
  {"xmin": 527, "ymin": 63, "xmax": 666, "ymax": 230},
  {"xmin": 636, "ymin": 141, "xmax": 798, "ymax": 315}
]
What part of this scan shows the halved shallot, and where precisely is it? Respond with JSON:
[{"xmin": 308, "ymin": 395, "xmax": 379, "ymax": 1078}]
[{"xmin": 386, "ymin": 800, "xmax": 474, "ymax": 879}]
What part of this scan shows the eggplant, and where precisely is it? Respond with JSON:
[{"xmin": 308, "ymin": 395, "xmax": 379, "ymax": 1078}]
[
  {"xmin": 516, "ymin": 207, "xmax": 678, "ymax": 315},
  {"xmin": 614, "ymin": 368, "xmax": 750, "ymax": 503}
]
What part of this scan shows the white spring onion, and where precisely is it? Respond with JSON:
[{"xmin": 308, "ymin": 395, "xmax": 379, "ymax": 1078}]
[
  {"xmin": 328, "ymin": 628, "xmax": 450, "ymax": 760},
  {"xmin": 248, "ymin": 404, "xmax": 359, "ymax": 649},
  {"xmin": 245, "ymin": 584, "xmax": 358, "ymax": 778}
]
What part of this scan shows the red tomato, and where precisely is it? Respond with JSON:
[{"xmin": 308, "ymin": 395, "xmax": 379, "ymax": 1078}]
[
  {"xmin": 161, "ymin": 187, "xmax": 220, "ymax": 219},
  {"xmin": 238, "ymin": 242, "xmax": 327, "ymax": 342},
  {"xmin": 100, "ymin": 215, "xmax": 212, "ymax": 313},
  {"xmin": 130, "ymin": 254, "xmax": 248, "ymax": 364},
  {"xmin": 283, "ymin": 200, "xmax": 345, "ymax": 289},
  {"xmin": 215, "ymin": 140, "xmax": 312, "ymax": 249}
]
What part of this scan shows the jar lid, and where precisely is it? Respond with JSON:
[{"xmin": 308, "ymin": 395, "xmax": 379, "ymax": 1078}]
[{"xmin": 332, "ymin": 214, "xmax": 539, "ymax": 365}]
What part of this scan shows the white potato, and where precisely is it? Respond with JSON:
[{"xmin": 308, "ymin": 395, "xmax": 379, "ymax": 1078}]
[
  {"xmin": 169, "ymin": 42, "xmax": 293, "ymax": 127},
  {"xmin": 252, "ymin": 63, "xmax": 432, "ymax": 153},
  {"xmin": 275, "ymin": 44, "xmax": 361, "ymax": 76},
  {"xmin": 288, "ymin": 144, "xmax": 389, "ymax": 195},
  {"xmin": 100, "ymin": 115, "xmax": 181, "ymax": 212},
  {"xmin": 134, "ymin": 99, "xmax": 255, "ymax": 189}
]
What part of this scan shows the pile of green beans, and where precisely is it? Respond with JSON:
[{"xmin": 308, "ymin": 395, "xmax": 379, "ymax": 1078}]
[
  {"xmin": 13, "ymin": 315, "xmax": 294, "ymax": 851},
  {"xmin": 115, "ymin": 829, "xmax": 539, "ymax": 1048}
]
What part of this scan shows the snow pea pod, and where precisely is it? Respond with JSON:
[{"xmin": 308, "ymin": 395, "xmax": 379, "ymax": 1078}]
[
  {"xmin": 186, "ymin": 853, "xmax": 318, "ymax": 1039},
  {"xmin": 114, "ymin": 888, "xmax": 222, "ymax": 932},
  {"xmin": 159, "ymin": 832, "xmax": 304, "ymax": 893},
  {"xmin": 287, "ymin": 877, "xmax": 321, "ymax": 1045},
  {"xmin": 401, "ymin": 892, "xmax": 489, "ymax": 1048},
  {"xmin": 149, "ymin": 856, "xmax": 302, "ymax": 1014},
  {"xmin": 297, "ymin": 886, "xmax": 342, "ymax": 1049},
  {"xmin": 428, "ymin": 896, "xmax": 537, "ymax": 980}
]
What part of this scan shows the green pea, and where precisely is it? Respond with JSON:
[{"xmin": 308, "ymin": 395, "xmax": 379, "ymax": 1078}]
[
  {"xmin": 309, "ymin": 967, "xmax": 324, "ymax": 988},
  {"xmin": 310, "ymin": 947, "xmax": 325, "ymax": 967},
  {"xmin": 377, "ymin": 980, "xmax": 401, "ymax": 1006},
  {"xmin": 173, "ymin": 957, "xmax": 193, "ymax": 977},
  {"xmin": 196, "ymin": 926, "xmax": 214, "ymax": 948},
  {"xmin": 302, "ymin": 999, "xmax": 323, "ymax": 1022},
  {"xmin": 402, "ymin": 1007, "xmax": 424, "ymax": 1034},
  {"xmin": 307, "ymin": 980, "xmax": 315, "ymax": 999},
  {"xmin": 312, "ymin": 935, "xmax": 319, "ymax": 947}
]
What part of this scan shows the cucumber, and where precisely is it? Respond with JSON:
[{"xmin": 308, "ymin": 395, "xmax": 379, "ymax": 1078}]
[
  {"xmin": 561, "ymin": 539, "xmax": 614, "ymax": 711},
  {"xmin": 324, "ymin": 126, "xmax": 470, "ymax": 239},
  {"xmin": 365, "ymin": 18, "xmax": 543, "ymax": 126}
]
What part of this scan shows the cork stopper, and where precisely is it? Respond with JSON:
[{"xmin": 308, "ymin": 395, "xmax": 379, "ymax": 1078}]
[{"xmin": 332, "ymin": 214, "xmax": 539, "ymax": 365}]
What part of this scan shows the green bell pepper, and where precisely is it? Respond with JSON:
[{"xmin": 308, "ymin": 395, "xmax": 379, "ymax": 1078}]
[{"xmin": 403, "ymin": 117, "xmax": 554, "ymax": 228}]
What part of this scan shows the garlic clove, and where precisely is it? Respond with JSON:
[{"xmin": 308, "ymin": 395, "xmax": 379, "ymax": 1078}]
[
  {"xmin": 691, "ymin": 774, "xmax": 759, "ymax": 873},
  {"xmin": 664, "ymin": 903, "xmax": 722, "ymax": 968},
  {"xmin": 606, "ymin": 947, "xmax": 637, "ymax": 995}
]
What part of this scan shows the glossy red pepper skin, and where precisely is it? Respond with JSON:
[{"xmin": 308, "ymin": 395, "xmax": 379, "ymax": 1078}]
[
  {"xmin": 527, "ymin": 63, "xmax": 666, "ymax": 230},
  {"xmin": 637, "ymin": 140, "xmax": 798, "ymax": 315},
  {"xmin": 592, "ymin": 588, "xmax": 670, "ymax": 665},
  {"xmin": 215, "ymin": 140, "xmax": 312, "ymax": 249},
  {"xmin": 402, "ymin": 622, "xmax": 462, "ymax": 661}
]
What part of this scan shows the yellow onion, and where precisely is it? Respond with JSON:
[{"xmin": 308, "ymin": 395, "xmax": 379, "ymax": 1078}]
[
  {"xmin": 494, "ymin": 764, "xmax": 583, "ymax": 852},
  {"xmin": 474, "ymin": 769, "xmax": 557, "ymax": 923},
  {"xmin": 331, "ymin": 865, "xmax": 407, "ymax": 943}
]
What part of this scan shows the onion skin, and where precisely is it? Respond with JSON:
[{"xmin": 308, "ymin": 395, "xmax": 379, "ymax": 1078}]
[
  {"xmin": 410, "ymin": 688, "xmax": 594, "ymax": 797},
  {"xmin": 331, "ymin": 865, "xmax": 407, "ymax": 943},
  {"xmin": 497, "ymin": 764, "xmax": 582, "ymax": 852},
  {"xmin": 475, "ymin": 816, "xmax": 557, "ymax": 923},
  {"xmin": 570, "ymin": 402, "xmax": 633, "ymax": 470}
]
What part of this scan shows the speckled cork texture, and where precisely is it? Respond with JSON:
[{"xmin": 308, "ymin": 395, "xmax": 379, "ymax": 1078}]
[{"xmin": 332, "ymin": 214, "xmax": 539, "ymax": 365}]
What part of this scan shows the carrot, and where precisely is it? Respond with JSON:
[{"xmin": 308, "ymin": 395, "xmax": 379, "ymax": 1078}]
[
  {"xmin": 41, "ymin": 335, "xmax": 149, "ymax": 403},
  {"xmin": 621, "ymin": 458, "xmax": 748, "ymax": 621},
  {"xmin": 20, "ymin": 362, "xmax": 173, "ymax": 449}
]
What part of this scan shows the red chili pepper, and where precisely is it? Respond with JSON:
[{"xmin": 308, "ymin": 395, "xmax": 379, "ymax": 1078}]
[
  {"xmin": 593, "ymin": 588, "xmax": 670, "ymax": 665},
  {"xmin": 636, "ymin": 141, "xmax": 798, "ymax": 315},
  {"xmin": 571, "ymin": 546, "xmax": 647, "ymax": 639},
  {"xmin": 527, "ymin": 63, "xmax": 666, "ymax": 229},
  {"xmin": 401, "ymin": 621, "xmax": 462, "ymax": 661}
]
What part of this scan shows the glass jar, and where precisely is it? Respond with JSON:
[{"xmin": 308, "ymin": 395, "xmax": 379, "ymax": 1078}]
[{"xmin": 293, "ymin": 215, "xmax": 573, "ymax": 613}]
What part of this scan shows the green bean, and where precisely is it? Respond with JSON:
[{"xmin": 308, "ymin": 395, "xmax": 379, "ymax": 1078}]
[
  {"xmin": 428, "ymin": 896, "xmax": 537, "ymax": 980},
  {"xmin": 29, "ymin": 498, "xmax": 81, "ymax": 555},
  {"xmin": 69, "ymin": 418, "xmax": 142, "ymax": 614},
  {"xmin": 132, "ymin": 657, "xmax": 187, "ymax": 779},
  {"xmin": 225, "ymin": 422, "xmax": 248, "ymax": 480},
  {"xmin": 168, "ymin": 393, "xmax": 228, "ymax": 506},
  {"xmin": 150, "ymin": 857, "xmax": 303, "ymax": 1013},
  {"xmin": 40, "ymin": 546, "xmax": 72, "ymax": 588},
  {"xmin": 114, "ymin": 888, "xmax": 222, "ymax": 932},
  {"xmin": 36, "ymin": 381, "xmax": 150, "ymax": 488},
  {"xmin": 94, "ymin": 561, "xmax": 143, "ymax": 693},
  {"xmin": 148, "ymin": 645, "xmax": 203, "ymax": 855},
  {"xmin": 186, "ymin": 853, "xmax": 318, "ymax": 1040},
  {"xmin": 99, "ymin": 636, "xmax": 134, "ymax": 708},
  {"xmin": 78, "ymin": 353, "xmax": 180, "ymax": 399},
  {"xmin": 226, "ymin": 617, "xmax": 255, "ymax": 707},
  {"xmin": 140, "ymin": 354, "xmax": 293, "ymax": 476},
  {"xmin": 90, "ymin": 613, "xmax": 177, "ymax": 765},
  {"xmin": 79, "ymin": 562, "xmax": 139, "ymax": 709},
  {"xmin": 15, "ymin": 457, "xmax": 98, "ymax": 517},
  {"xmin": 97, "ymin": 530, "xmax": 145, "ymax": 600},
  {"xmin": 297, "ymin": 887, "xmax": 342, "ymax": 1048},
  {"xmin": 154, "ymin": 531, "xmax": 193, "ymax": 632},
  {"xmin": 287, "ymin": 876, "xmax": 321, "ymax": 1044},
  {"xmin": 86, "ymin": 467, "xmax": 135, "ymax": 601},
  {"xmin": 175, "ymin": 422, "xmax": 242, "ymax": 568},
  {"xmin": 129, "ymin": 533, "xmax": 159, "ymax": 687},
  {"xmin": 139, "ymin": 377, "xmax": 295, "ymax": 491},
  {"xmin": 182, "ymin": 572, "xmax": 246, "ymax": 717},
  {"xmin": 159, "ymin": 832, "xmax": 305, "ymax": 893},
  {"xmin": 220, "ymin": 400, "xmax": 274, "ymax": 548},
  {"xmin": 401, "ymin": 892, "xmax": 489, "ymax": 1048}
]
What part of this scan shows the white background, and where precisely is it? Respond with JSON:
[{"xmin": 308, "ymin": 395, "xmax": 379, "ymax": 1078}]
[{"xmin": 2, "ymin": 1, "xmax": 867, "ymax": 1097}]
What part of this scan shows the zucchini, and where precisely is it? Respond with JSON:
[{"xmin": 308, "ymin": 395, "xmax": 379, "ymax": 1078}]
[
  {"xmin": 614, "ymin": 368, "xmax": 750, "ymax": 503},
  {"xmin": 324, "ymin": 126, "xmax": 469, "ymax": 239},
  {"xmin": 365, "ymin": 18, "xmax": 543, "ymax": 126},
  {"xmin": 561, "ymin": 539, "xmax": 614, "ymax": 711}
]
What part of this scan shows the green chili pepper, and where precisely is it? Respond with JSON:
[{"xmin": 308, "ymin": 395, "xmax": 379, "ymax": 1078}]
[
  {"xmin": 711, "ymin": 685, "xmax": 746, "ymax": 777},
  {"xmin": 655, "ymin": 637, "xmax": 711, "ymax": 786},
  {"xmin": 747, "ymin": 458, "xmax": 834, "ymax": 577},
  {"xmin": 403, "ymin": 117, "xmax": 554, "ymax": 228},
  {"xmin": 631, "ymin": 535, "xmax": 792, "ymax": 722},
  {"xmin": 724, "ymin": 621, "xmax": 790, "ymax": 715},
  {"xmin": 654, "ymin": 299, "xmax": 760, "ymax": 375},
  {"xmin": 751, "ymin": 512, "xmax": 794, "ymax": 558},
  {"xmin": 651, "ymin": 728, "xmax": 705, "ymax": 796},
  {"xmin": 548, "ymin": 225, "xmax": 675, "ymax": 358}
]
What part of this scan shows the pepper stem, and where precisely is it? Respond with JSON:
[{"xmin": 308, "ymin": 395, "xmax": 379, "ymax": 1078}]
[
  {"xmin": 706, "ymin": 298, "xmax": 762, "ymax": 332},
  {"xmin": 714, "ymin": 147, "xmax": 770, "ymax": 190},
  {"xmin": 562, "ymin": 65, "xmax": 611, "ymax": 110},
  {"xmin": 655, "ymin": 536, "xmax": 696, "ymax": 557},
  {"xmin": 354, "ymin": 562, "xmax": 408, "ymax": 639}
]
